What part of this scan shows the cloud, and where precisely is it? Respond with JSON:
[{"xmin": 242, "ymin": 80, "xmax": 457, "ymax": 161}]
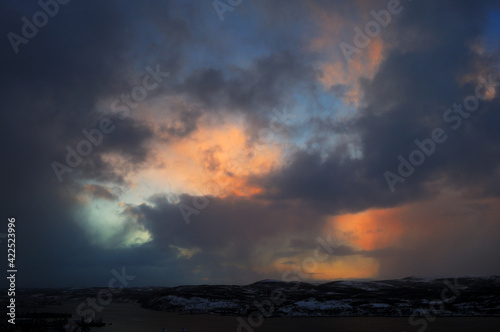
[
  {"xmin": 257, "ymin": 0, "xmax": 500, "ymax": 215},
  {"xmin": 83, "ymin": 184, "xmax": 118, "ymax": 201},
  {"xmin": 1, "ymin": 0, "xmax": 500, "ymax": 287}
]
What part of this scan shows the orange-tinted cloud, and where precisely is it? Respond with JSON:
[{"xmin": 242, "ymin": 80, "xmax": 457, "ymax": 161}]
[
  {"xmin": 318, "ymin": 38, "xmax": 385, "ymax": 106},
  {"xmin": 305, "ymin": 1, "xmax": 387, "ymax": 106},
  {"xmin": 459, "ymin": 44, "xmax": 497, "ymax": 101},
  {"xmin": 330, "ymin": 207, "xmax": 404, "ymax": 251},
  {"xmin": 313, "ymin": 256, "xmax": 379, "ymax": 279},
  {"xmin": 307, "ymin": 3, "xmax": 346, "ymax": 54},
  {"xmin": 126, "ymin": 117, "xmax": 283, "ymax": 200},
  {"xmin": 274, "ymin": 255, "xmax": 379, "ymax": 280}
]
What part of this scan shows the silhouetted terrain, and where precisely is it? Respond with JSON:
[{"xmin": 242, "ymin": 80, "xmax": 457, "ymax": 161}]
[{"xmin": 7, "ymin": 276, "xmax": 500, "ymax": 317}]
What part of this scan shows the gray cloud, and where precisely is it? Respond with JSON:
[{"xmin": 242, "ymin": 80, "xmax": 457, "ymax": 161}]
[{"xmin": 1, "ymin": 0, "xmax": 500, "ymax": 287}]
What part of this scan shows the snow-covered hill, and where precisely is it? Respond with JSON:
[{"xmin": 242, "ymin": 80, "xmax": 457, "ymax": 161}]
[
  {"xmin": 12, "ymin": 276, "xmax": 500, "ymax": 317},
  {"xmin": 139, "ymin": 276, "xmax": 500, "ymax": 317}
]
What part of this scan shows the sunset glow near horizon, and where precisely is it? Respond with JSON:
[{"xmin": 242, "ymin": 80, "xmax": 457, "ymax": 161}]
[{"xmin": 3, "ymin": 0, "xmax": 500, "ymax": 287}]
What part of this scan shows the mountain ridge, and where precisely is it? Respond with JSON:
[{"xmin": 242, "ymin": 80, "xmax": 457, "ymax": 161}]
[{"xmin": 10, "ymin": 276, "xmax": 500, "ymax": 317}]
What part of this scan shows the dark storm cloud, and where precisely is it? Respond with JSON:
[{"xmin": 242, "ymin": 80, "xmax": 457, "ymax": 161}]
[
  {"xmin": 258, "ymin": 0, "xmax": 500, "ymax": 215},
  {"xmin": 0, "ymin": 0, "xmax": 194, "ymax": 287},
  {"xmin": 2, "ymin": 0, "xmax": 500, "ymax": 288},
  {"xmin": 132, "ymin": 194, "xmax": 322, "ymax": 253},
  {"xmin": 74, "ymin": 117, "xmax": 154, "ymax": 183},
  {"xmin": 255, "ymin": 149, "xmax": 427, "ymax": 215},
  {"xmin": 2, "ymin": 0, "xmax": 189, "ymax": 185},
  {"xmin": 356, "ymin": 0, "xmax": 500, "ymax": 196},
  {"xmin": 179, "ymin": 51, "xmax": 318, "ymax": 123},
  {"xmin": 154, "ymin": 99, "xmax": 203, "ymax": 141},
  {"xmin": 83, "ymin": 184, "xmax": 118, "ymax": 201},
  {"xmin": 286, "ymin": 232, "xmax": 403, "ymax": 258},
  {"xmin": 109, "ymin": 194, "xmax": 328, "ymax": 284}
]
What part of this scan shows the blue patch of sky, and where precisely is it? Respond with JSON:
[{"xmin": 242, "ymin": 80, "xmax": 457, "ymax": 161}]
[{"xmin": 485, "ymin": 9, "xmax": 500, "ymax": 53}]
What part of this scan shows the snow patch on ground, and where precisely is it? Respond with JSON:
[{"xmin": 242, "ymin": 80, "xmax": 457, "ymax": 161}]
[{"xmin": 157, "ymin": 295, "xmax": 239, "ymax": 311}]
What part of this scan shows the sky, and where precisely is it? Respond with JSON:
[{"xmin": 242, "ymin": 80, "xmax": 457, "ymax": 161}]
[{"xmin": 1, "ymin": 0, "xmax": 500, "ymax": 288}]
